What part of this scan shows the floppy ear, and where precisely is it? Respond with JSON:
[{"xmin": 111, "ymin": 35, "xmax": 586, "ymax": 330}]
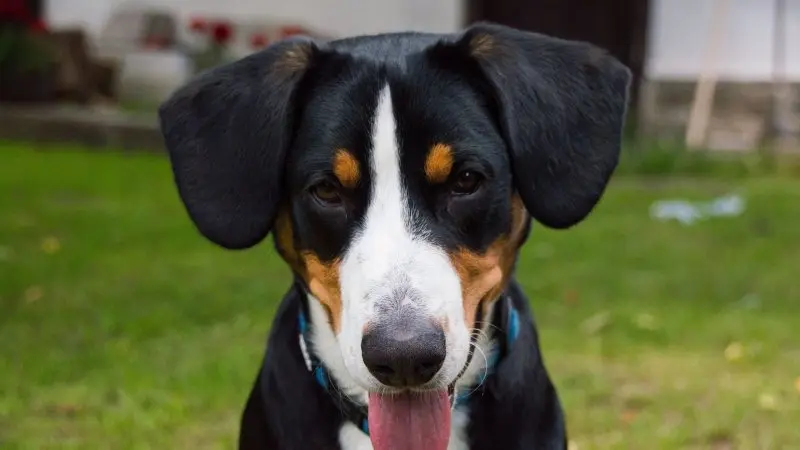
[
  {"xmin": 158, "ymin": 37, "xmax": 318, "ymax": 249},
  {"xmin": 439, "ymin": 22, "xmax": 632, "ymax": 229}
]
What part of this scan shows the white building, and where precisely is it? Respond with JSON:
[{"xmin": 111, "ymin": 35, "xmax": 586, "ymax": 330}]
[
  {"xmin": 46, "ymin": 0, "xmax": 800, "ymax": 82},
  {"xmin": 648, "ymin": 0, "xmax": 800, "ymax": 82}
]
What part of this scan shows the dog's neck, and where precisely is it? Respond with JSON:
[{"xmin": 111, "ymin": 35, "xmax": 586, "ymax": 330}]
[{"xmin": 299, "ymin": 290, "xmax": 521, "ymax": 436}]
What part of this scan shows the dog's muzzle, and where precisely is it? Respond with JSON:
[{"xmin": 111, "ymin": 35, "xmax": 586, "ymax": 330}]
[{"xmin": 361, "ymin": 314, "xmax": 446, "ymax": 389}]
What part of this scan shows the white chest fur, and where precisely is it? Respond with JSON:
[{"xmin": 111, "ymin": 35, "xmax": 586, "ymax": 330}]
[{"xmin": 338, "ymin": 407, "xmax": 472, "ymax": 450}]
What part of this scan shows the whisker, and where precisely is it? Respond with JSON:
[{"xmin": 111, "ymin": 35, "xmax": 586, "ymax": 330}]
[
  {"xmin": 474, "ymin": 320, "xmax": 501, "ymax": 335},
  {"xmin": 471, "ymin": 327, "xmax": 491, "ymax": 342},
  {"xmin": 460, "ymin": 342, "xmax": 490, "ymax": 398}
]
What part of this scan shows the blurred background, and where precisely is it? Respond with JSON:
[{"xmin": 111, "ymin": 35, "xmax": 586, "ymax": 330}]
[{"xmin": 1, "ymin": 0, "xmax": 799, "ymax": 448}]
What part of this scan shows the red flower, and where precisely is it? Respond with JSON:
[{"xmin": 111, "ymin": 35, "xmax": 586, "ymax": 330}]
[
  {"xmin": 189, "ymin": 17, "xmax": 207, "ymax": 33},
  {"xmin": 211, "ymin": 21, "xmax": 232, "ymax": 45},
  {"xmin": 279, "ymin": 25, "xmax": 307, "ymax": 39},
  {"xmin": 29, "ymin": 18, "xmax": 47, "ymax": 33},
  {"xmin": 250, "ymin": 32, "xmax": 268, "ymax": 49},
  {"xmin": 143, "ymin": 36, "xmax": 168, "ymax": 49}
]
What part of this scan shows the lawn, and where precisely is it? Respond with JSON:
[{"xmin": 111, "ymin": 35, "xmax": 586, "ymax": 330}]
[{"xmin": 1, "ymin": 143, "xmax": 799, "ymax": 449}]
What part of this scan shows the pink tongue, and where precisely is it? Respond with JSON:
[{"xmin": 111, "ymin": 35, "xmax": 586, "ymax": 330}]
[{"xmin": 368, "ymin": 390, "xmax": 451, "ymax": 450}]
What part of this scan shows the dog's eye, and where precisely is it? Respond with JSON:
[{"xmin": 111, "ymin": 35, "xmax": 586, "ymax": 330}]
[
  {"xmin": 451, "ymin": 170, "xmax": 483, "ymax": 196},
  {"xmin": 310, "ymin": 181, "xmax": 342, "ymax": 205}
]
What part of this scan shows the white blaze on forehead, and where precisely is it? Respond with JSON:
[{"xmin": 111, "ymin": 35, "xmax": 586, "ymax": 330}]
[
  {"xmin": 342, "ymin": 85, "xmax": 443, "ymax": 311},
  {"xmin": 354, "ymin": 84, "xmax": 410, "ymax": 280},
  {"xmin": 335, "ymin": 83, "xmax": 471, "ymax": 391}
]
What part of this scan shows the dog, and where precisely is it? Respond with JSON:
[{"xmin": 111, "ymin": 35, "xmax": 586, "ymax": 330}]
[{"xmin": 158, "ymin": 21, "xmax": 630, "ymax": 450}]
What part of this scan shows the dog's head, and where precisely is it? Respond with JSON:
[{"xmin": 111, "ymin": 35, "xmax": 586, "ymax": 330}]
[{"xmin": 160, "ymin": 22, "xmax": 629, "ymax": 402}]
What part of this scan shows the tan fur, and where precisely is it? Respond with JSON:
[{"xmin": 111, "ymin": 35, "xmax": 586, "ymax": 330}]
[
  {"xmin": 274, "ymin": 208, "xmax": 343, "ymax": 332},
  {"xmin": 424, "ymin": 143, "xmax": 454, "ymax": 184},
  {"xmin": 301, "ymin": 253, "xmax": 343, "ymax": 333},
  {"xmin": 468, "ymin": 33, "xmax": 495, "ymax": 58},
  {"xmin": 273, "ymin": 42, "xmax": 314, "ymax": 80},
  {"xmin": 449, "ymin": 195, "xmax": 528, "ymax": 327},
  {"xmin": 333, "ymin": 149, "xmax": 361, "ymax": 188}
]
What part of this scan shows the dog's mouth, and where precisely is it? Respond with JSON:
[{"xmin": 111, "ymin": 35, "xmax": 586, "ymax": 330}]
[
  {"xmin": 367, "ymin": 388, "xmax": 452, "ymax": 450},
  {"xmin": 365, "ymin": 311, "xmax": 488, "ymax": 450},
  {"xmin": 366, "ymin": 348, "xmax": 473, "ymax": 450}
]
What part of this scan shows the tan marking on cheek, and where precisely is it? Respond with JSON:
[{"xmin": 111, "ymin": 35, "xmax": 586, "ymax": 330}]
[
  {"xmin": 424, "ymin": 143, "xmax": 454, "ymax": 184},
  {"xmin": 449, "ymin": 194, "xmax": 529, "ymax": 328},
  {"xmin": 333, "ymin": 149, "xmax": 360, "ymax": 188},
  {"xmin": 273, "ymin": 208, "xmax": 343, "ymax": 332},
  {"xmin": 451, "ymin": 249, "xmax": 503, "ymax": 328},
  {"xmin": 301, "ymin": 253, "xmax": 343, "ymax": 333},
  {"xmin": 274, "ymin": 208, "xmax": 303, "ymax": 274}
]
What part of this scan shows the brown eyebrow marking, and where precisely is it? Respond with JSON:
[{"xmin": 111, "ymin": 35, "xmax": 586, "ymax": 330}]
[
  {"xmin": 424, "ymin": 143, "xmax": 454, "ymax": 184},
  {"xmin": 332, "ymin": 148, "xmax": 360, "ymax": 188}
]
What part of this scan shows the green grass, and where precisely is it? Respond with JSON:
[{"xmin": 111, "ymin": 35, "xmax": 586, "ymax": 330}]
[{"xmin": 1, "ymin": 143, "xmax": 800, "ymax": 449}]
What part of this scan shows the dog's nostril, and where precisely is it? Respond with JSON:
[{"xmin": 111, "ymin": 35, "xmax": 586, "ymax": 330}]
[
  {"xmin": 371, "ymin": 365, "xmax": 396, "ymax": 377},
  {"xmin": 414, "ymin": 358, "xmax": 445, "ymax": 384},
  {"xmin": 417, "ymin": 360, "xmax": 442, "ymax": 372},
  {"xmin": 361, "ymin": 317, "xmax": 446, "ymax": 388}
]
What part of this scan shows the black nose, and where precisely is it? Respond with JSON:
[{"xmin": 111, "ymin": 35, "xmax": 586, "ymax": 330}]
[{"xmin": 361, "ymin": 316, "xmax": 446, "ymax": 388}]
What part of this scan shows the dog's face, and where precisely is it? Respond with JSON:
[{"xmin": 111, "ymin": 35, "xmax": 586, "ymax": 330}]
[
  {"xmin": 160, "ymin": 23, "xmax": 630, "ymax": 399},
  {"xmin": 279, "ymin": 72, "xmax": 526, "ymax": 394}
]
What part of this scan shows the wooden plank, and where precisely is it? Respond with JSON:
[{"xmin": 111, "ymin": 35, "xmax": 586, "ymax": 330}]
[{"xmin": 685, "ymin": 0, "xmax": 731, "ymax": 149}]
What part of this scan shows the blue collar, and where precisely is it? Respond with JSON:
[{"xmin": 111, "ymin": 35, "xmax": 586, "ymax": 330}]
[{"xmin": 297, "ymin": 296, "xmax": 521, "ymax": 436}]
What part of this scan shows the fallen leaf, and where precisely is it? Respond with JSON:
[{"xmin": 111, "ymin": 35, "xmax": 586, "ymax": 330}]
[
  {"xmin": 735, "ymin": 293, "xmax": 761, "ymax": 310},
  {"xmin": 563, "ymin": 289, "xmax": 579, "ymax": 306},
  {"xmin": 758, "ymin": 392, "xmax": 778, "ymax": 411},
  {"xmin": 581, "ymin": 311, "xmax": 611, "ymax": 335},
  {"xmin": 620, "ymin": 409, "xmax": 638, "ymax": 425},
  {"xmin": 47, "ymin": 403, "xmax": 82, "ymax": 417},
  {"xmin": 41, "ymin": 236, "xmax": 61, "ymax": 254},
  {"xmin": 567, "ymin": 441, "xmax": 579, "ymax": 450},
  {"xmin": 24, "ymin": 285, "xmax": 44, "ymax": 303},
  {"xmin": 707, "ymin": 433, "xmax": 735, "ymax": 450},
  {"xmin": 794, "ymin": 377, "xmax": 800, "ymax": 394},
  {"xmin": 724, "ymin": 342, "xmax": 744, "ymax": 362},
  {"xmin": 634, "ymin": 312, "xmax": 657, "ymax": 330}
]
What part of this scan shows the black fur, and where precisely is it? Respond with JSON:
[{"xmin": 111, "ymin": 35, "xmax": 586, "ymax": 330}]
[
  {"xmin": 159, "ymin": 36, "xmax": 320, "ymax": 250},
  {"xmin": 429, "ymin": 22, "xmax": 631, "ymax": 229},
  {"xmin": 159, "ymin": 21, "xmax": 630, "ymax": 450},
  {"xmin": 239, "ymin": 287, "xmax": 345, "ymax": 450}
]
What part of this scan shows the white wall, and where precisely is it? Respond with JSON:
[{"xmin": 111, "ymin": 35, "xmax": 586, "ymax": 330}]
[
  {"xmin": 646, "ymin": 0, "xmax": 800, "ymax": 81},
  {"xmin": 48, "ymin": 0, "xmax": 800, "ymax": 82},
  {"xmin": 45, "ymin": 0, "xmax": 464, "ymax": 40}
]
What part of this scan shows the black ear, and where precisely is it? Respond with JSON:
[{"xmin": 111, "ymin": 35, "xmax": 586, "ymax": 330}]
[
  {"xmin": 159, "ymin": 37, "xmax": 318, "ymax": 249},
  {"xmin": 443, "ymin": 22, "xmax": 631, "ymax": 229}
]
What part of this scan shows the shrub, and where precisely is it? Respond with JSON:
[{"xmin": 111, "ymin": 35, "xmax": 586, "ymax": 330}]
[{"xmin": 0, "ymin": 0, "xmax": 55, "ymax": 75}]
